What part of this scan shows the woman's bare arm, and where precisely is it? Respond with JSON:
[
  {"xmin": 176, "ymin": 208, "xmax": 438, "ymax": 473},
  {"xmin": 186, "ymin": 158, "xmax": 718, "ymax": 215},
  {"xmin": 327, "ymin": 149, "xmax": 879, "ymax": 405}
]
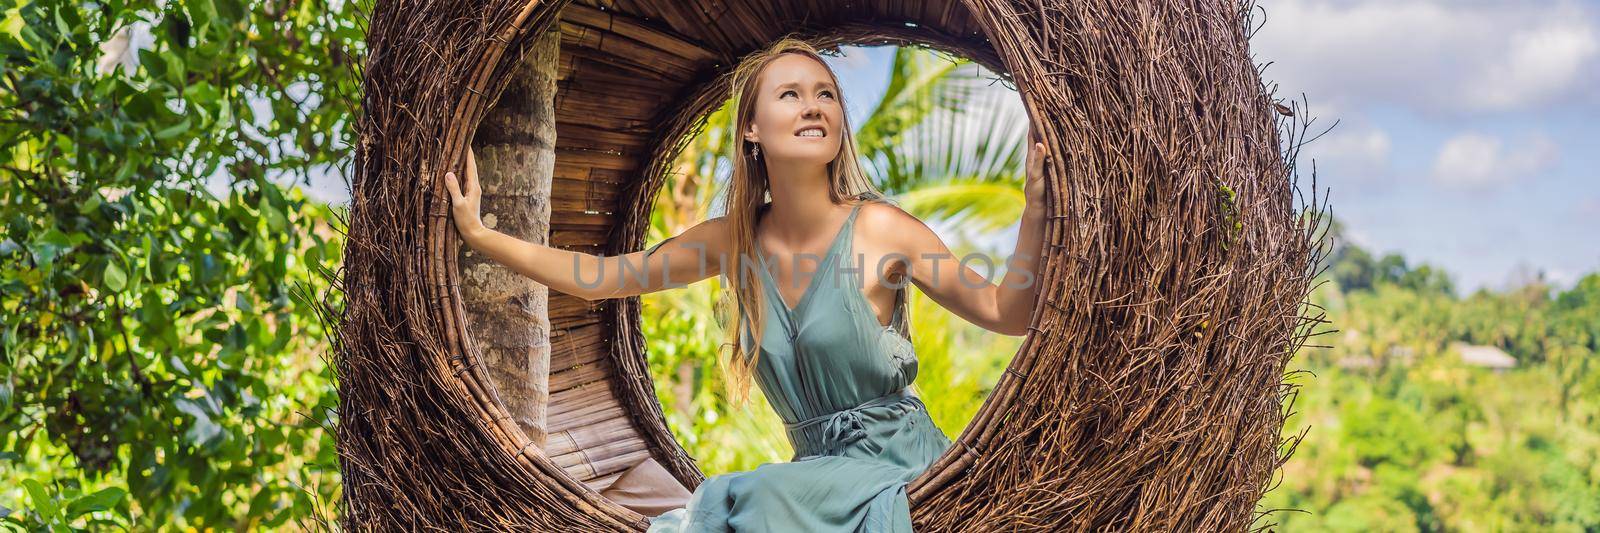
[
  {"xmin": 443, "ymin": 148, "xmax": 727, "ymax": 301},
  {"xmin": 883, "ymin": 136, "xmax": 1049, "ymax": 336}
]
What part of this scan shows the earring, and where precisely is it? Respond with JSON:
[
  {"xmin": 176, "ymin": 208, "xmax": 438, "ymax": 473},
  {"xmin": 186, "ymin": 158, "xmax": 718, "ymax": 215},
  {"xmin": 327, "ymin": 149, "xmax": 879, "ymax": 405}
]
[{"xmin": 750, "ymin": 143, "xmax": 760, "ymax": 160}]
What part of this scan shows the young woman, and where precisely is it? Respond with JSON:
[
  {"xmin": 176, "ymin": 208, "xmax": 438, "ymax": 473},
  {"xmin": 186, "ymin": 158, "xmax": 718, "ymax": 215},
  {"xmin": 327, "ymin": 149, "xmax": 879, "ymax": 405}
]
[{"xmin": 444, "ymin": 38, "xmax": 1049, "ymax": 532}]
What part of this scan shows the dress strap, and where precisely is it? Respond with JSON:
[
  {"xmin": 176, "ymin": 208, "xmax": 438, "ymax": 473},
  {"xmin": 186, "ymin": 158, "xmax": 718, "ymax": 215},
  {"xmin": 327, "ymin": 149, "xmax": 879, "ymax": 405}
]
[{"xmin": 890, "ymin": 284, "xmax": 906, "ymax": 331}]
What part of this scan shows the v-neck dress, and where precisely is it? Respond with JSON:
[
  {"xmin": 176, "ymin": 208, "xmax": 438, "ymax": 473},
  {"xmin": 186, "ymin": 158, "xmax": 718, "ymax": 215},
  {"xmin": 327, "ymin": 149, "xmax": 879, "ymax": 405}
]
[{"xmin": 648, "ymin": 199, "xmax": 953, "ymax": 532}]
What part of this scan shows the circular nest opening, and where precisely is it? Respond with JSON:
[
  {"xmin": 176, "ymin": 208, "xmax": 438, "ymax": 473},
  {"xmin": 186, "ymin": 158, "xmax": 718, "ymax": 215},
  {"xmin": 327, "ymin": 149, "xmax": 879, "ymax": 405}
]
[{"xmin": 338, "ymin": 1, "xmax": 1321, "ymax": 530}]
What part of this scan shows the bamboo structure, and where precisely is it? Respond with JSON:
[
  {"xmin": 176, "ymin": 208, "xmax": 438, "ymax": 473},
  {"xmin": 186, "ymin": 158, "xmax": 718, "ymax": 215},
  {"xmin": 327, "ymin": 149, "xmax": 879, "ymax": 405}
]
[{"xmin": 336, "ymin": 0, "xmax": 1325, "ymax": 530}]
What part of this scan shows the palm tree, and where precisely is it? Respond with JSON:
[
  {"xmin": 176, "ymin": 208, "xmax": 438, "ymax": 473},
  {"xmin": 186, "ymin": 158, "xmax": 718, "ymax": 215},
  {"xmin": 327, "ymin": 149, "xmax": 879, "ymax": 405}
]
[{"xmin": 855, "ymin": 47, "xmax": 1032, "ymax": 239}]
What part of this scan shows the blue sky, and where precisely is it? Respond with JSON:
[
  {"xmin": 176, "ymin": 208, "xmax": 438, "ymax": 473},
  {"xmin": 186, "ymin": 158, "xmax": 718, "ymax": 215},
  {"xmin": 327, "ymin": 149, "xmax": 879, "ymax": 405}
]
[
  {"xmin": 1245, "ymin": 0, "xmax": 1600, "ymax": 293},
  {"xmin": 823, "ymin": 0, "xmax": 1600, "ymax": 295}
]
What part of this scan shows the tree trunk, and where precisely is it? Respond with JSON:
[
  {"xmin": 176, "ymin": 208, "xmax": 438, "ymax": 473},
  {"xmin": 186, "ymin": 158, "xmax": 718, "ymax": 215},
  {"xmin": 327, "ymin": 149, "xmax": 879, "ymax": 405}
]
[{"xmin": 460, "ymin": 27, "xmax": 559, "ymax": 448}]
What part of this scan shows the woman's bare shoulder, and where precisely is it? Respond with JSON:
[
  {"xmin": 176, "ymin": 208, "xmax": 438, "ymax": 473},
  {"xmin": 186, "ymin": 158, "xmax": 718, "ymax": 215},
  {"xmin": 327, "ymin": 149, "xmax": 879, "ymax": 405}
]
[
  {"xmin": 856, "ymin": 199, "xmax": 951, "ymax": 265},
  {"xmin": 857, "ymin": 200, "xmax": 926, "ymax": 236}
]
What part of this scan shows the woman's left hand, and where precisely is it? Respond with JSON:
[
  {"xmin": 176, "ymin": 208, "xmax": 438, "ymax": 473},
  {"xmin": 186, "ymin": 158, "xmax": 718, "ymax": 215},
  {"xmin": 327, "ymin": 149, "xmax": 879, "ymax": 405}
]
[{"xmin": 1024, "ymin": 127, "xmax": 1050, "ymax": 213}]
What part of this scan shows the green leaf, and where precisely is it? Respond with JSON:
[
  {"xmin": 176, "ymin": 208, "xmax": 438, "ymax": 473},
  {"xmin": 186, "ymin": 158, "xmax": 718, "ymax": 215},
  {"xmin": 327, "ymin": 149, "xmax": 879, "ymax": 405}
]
[
  {"xmin": 30, "ymin": 228, "xmax": 80, "ymax": 268},
  {"xmin": 175, "ymin": 397, "xmax": 221, "ymax": 445},
  {"xmin": 52, "ymin": 7, "xmax": 69, "ymax": 41},
  {"xmin": 65, "ymin": 488, "xmax": 125, "ymax": 518},
  {"xmin": 1, "ymin": 6, "xmax": 23, "ymax": 41},
  {"xmin": 21, "ymin": 479, "xmax": 57, "ymax": 521},
  {"xmin": 153, "ymin": 118, "xmax": 190, "ymax": 140},
  {"xmin": 104, "ymin": 261, "xmax": 128, "ymax": 291},
  {"xmin": 138, "ymin": 48, "xmax": 166, "ymax": 80},
  {"xmin": 79, "ymin": 190, "xmax": 103, "ymax": 215}
]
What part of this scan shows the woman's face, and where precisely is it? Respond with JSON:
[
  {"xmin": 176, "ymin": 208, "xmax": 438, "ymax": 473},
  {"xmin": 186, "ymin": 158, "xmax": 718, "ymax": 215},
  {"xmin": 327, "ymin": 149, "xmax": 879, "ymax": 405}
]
[{"xmin": 744, "ymin": 53, "xmax": 844, "ymax": 168}]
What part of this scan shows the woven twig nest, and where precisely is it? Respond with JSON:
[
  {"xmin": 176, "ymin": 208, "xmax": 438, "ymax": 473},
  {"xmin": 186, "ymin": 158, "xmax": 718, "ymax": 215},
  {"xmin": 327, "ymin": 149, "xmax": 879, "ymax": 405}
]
[{"xmin": 337, "ymin": 0, "xmax": 1322, "ymax": 530}]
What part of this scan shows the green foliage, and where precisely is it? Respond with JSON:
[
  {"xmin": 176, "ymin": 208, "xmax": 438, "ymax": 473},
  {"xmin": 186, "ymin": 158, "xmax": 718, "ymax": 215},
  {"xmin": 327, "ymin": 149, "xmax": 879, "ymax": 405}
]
[
  {"xmin": 1321, "ymin": 220, "xmax": 1455, "ymax": 296},
  {"xmin": 856, "ymin": 47, "xmax": 1034, "ymax": 231},
  {"xmin": 3, "ymin": 9, "xmax": 1591, "ymax": 528},
  {"xmin": 1, "ymin": 0, "xmax": 360, "ymax": 528},
  {"xmin": 1261, "ymin": 238, "xmax": 1600, "ymax": 531}
]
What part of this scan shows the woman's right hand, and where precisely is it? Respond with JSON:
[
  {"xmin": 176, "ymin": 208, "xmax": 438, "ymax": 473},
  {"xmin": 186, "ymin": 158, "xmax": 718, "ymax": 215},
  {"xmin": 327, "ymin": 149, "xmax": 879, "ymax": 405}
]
[{"xmin": 443, "ymin": 147, "xmax": 485, "ymax": 241}]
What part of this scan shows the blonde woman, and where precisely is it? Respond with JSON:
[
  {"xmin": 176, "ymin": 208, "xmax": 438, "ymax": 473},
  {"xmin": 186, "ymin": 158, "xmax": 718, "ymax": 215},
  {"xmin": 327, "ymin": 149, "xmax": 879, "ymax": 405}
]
[{"xmin": 444, "ymin": 37, "xmax": 1049, "ymax": 532}]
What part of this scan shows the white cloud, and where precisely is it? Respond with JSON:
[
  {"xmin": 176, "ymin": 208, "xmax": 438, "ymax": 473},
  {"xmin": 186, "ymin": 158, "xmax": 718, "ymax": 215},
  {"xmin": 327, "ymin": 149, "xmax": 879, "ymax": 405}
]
[
  {"xmin": 1343, "ymin": 226, "xmax": 1376, "ymax": 249},
  {"xmin": 1430, "ymin": 132, "xmax": 1559, "ymax": 188},
  {"xmin": 1545, "ymin": 267, "xmax": 1579, "ymax": 288},
  {"xmin": 1311, "ymin": 123, "xmax": 1391, "ymax": 169},
  {"xmin": 1252, "ymin": 0, "xmax": 1600, "ymax": 115},
  {"xmin": 1296, "ymin": 121, "xmax": 1393, "ymax": 194},
  {"xmin": 1468, "ymin": 22, "xmax": 1600, "ymax": 109}
]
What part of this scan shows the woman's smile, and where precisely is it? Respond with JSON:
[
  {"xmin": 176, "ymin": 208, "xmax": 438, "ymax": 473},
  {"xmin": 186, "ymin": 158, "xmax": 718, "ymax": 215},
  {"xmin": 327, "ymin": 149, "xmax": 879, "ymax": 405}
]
[{"xmin": 795, "ymin": 125, "xmax": 827, "ymax": 139}]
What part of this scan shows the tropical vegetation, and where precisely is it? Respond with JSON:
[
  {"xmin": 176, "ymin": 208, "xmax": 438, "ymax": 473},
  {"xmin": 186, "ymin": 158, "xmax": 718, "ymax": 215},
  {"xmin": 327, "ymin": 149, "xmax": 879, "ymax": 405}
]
[{"xmin": 2, "ymin": 4, "xmax": 1595, "ymax": 529}]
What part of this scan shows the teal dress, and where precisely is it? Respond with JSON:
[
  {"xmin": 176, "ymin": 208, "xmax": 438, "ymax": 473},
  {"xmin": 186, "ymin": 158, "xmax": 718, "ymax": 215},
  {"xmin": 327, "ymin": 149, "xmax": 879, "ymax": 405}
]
[{"xmin": 649, "ymin": 200, "xmax": 953, "ymax": 532}]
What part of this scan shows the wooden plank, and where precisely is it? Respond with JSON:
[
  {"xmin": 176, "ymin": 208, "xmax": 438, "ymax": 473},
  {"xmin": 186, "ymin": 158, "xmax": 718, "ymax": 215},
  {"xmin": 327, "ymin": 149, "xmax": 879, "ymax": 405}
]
[
  {"xmin": 550, "ymin": 345, "xmax": 609, "ymax": 375},
  {"xmin": 556, "ymin": 122, "xmax": 653, "ymax": 150},
  {"xmin": 552, "ymin": 211, "xmax": 617, "ymax": 228},
  {"xmin": 586, "ymin": 471, "xmax": 623, "ymax": 492},
  {"xmin": 549, "ymin": 403, "xmax": 628, "ymax": 437},
  {"xmin": 550, "ymin": 198, "xmax": 604, "ymax": 213},
  {"xmin": 549, "ymin": 380, "xmax": 616, "ymax": 417},
  {"xmin": 676, "ymin": 1, "xmax": 739, "ymax": 54},
  {"xmin": 559, "ymin": 461, "xmax": 596, "ymax": 480},
  {"xmin": 553, "ymin": 438, "xmax": 650, "ymax": 479},
  {"xmin": 552, "ymin": 163, "xmax": 592, "ymax": 182},
  {"xmin": 558, "ymin": 56, "xmax": 680, "ymax": 94},
  {"xmin": 556, "ymin": 149, "xmax": 641, "ymax": 172},
  {"xmin": 556, "ymin": 53, "xmax": 577, "ymax": 82},
  {"xmin": 550, "ymin": 404, "xmax": 626, "ymax": 434},
  {"xmin": 558, "ymin": 77, "xmax": 669, "ymax": 117},
  {"xmin": 576, "ymin": 436, "xmax": 649, "ymax": 465},
  {"xmin": 549, "ymin": 344, "xmax": 608, "ymax": 373},
  {"xmin": 550, "ymin": 396, "xmax": 624, "ymax": 435},
  {"xmin": 648, "ymin": 0, "xmax": 734, "ymax": 54},
  {"xmin": 557, "ymin": 112, "xmax": 649, "ymax": 133},
  {"xmin": 558, "ymin": 87, "xmax": 670, "ymax": 121},
  {"xmin": 550, "ymin": 297, "xmax": 608, "ymax": 323},
  {"xmin": 563, "ymin": 3, "xmax": 721, "ymax": 64},
  {"xmin": 550, "ymin": 357, "xmax": 613, "ymax": 394},
  {"xmin": 551, "ymin": 177, "xmax": 620, "ymax": 196},
  {"xmin": 559, "ymin": 24, "xmax": 698, "ymax": 83},
  {"xmin": 559, "ymin": 76, "xmax": 676, "ymax": 102},
  {"xmin": 588, "ymin": 448, "xmax": 653, "ymax": 480},
  {"xmin": 560, "ymin": 46, "xmax": 679, "ymax": 86},
  {"xmin": 550, "ymin": 197, "xmax": 616, "ymax": 214},
  {"xmin": 731, "ymin": 0, "xmax": 779, "ymax": 44},
  {"xmin": 555, "ymin": 94, "xmax": 664, "ymax": 123},
  {"xmin": 558, "ymin": 20, "xmax": 701, "ymax": 76},
  {"xmin": 546, "ymin": 414, "xmax": 634, "ymax": 457},
  {"xmin": 552, "ymin": 228, "xmax": 613, "ymax": 247}
]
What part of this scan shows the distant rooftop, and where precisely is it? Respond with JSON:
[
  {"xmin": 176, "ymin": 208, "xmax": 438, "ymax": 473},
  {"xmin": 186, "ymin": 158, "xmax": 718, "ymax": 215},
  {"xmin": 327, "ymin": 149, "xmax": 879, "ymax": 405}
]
[{"xmin": 1451, "ymin": 342, "xmax": 1518, "ymax": 369}]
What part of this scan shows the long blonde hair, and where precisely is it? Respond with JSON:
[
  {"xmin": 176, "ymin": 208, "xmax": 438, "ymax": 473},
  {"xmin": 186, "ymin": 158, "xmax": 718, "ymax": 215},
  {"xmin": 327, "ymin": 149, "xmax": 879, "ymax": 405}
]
[{"xmin": 716, "ymin": 38, "xmax": 896, "ymax": 404}]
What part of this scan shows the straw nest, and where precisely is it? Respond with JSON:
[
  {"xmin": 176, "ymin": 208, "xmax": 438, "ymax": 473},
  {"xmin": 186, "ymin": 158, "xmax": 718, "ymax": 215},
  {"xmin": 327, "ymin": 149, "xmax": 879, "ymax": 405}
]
[{"xmin": 336, "ymin": 0, "xmax": 1326, "ymax": 530}]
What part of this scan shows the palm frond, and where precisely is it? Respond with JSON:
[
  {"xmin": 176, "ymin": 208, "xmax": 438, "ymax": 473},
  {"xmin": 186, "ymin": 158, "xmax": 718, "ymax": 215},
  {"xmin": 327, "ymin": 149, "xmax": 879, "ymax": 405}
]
[
  {"xmin": 896, "ymin": 179, "xmax": 1026, "ymax": 233},
  {"xmin": 857, "ymin": 52, "xmax": 1029, "ymax": 201}
]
